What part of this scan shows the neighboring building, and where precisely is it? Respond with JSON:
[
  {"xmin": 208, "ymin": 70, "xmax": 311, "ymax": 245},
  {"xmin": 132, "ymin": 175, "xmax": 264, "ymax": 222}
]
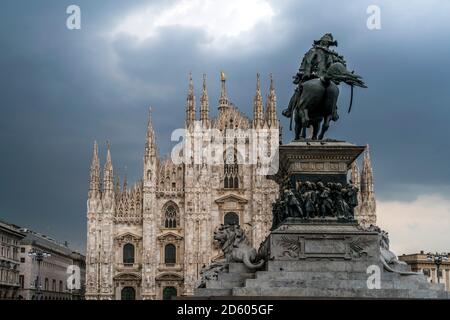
[
  {"xmin": 399, "ymin": 251, "xmax": 450, "ymax": 291},
  {"xmin": 70, "ymin": 251, "xmax": 86, "ymax": 300},
  {"xmin": 85, "ymin": 72, "xmax": 377, "ymax": 300},
  {"xmin": 0, "ymin": 220, "xmax": 24, "ymax": 299},
  {"xmin": 18, "ymin": 229, "xmax": 86, "ymax": 300},
  {"xmin": 350, "ymin": 147, "xmax": 377, "ymax": 227}
]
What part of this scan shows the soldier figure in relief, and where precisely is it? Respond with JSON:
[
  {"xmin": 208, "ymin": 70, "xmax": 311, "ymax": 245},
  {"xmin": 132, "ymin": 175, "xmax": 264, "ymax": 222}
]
[
  {"xmin": 317, "ymin": 182, "xmax": 333, "ymax": 218},
  {"xmin": 284, "ymin": 189, "xmax": 304, "ymax": 218}
]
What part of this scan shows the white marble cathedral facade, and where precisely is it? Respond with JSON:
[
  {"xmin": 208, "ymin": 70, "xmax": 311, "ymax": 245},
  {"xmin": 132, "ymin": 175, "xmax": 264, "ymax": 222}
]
[{"xmin": 85, "ymin": 73, "xmax": 376, "ymax": 300}]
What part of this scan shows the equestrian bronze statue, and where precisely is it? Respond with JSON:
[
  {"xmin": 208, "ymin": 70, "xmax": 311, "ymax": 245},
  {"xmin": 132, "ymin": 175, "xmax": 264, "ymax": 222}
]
[{"xmin": 282, "ymin": 33, "xmax": 367, "ymax": 140}]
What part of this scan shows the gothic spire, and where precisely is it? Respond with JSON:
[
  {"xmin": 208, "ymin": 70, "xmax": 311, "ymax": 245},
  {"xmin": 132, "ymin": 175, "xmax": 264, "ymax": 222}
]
[
  {"xmin": 359, "ymin": 145, "xmax": 377, "ymax": 225},
  {"xmin": 253, "ymin": 73, "xmax": 264, "ymax": 128},
  {"xmin": 265, "ymin": 73, "xmax": 278, "ymax": 127},
  {"xmin": 200, "ymin": 73, "xmax": 209, "ymax": 126},
  {"xmin": 103, "ymin": 141, "xmax": 114, "ymax": 192},
  {"xmin": 89, "ymin": 140, "xmax": 100, "ymax": 193},
  {"xmin": 361, "ymin": 145, "xmax": 375, "ymax": 202},
  {"xmin": 123, "ymin": 165, "xmax": 128, "ymax": 192},
  {"xmin": 186, "ymin": 72, "xmax": 196, "ymax": 127},
  {"xmin": 350, "ymin": 160, "xmax": 360, "ymax": 188},
  {"xmin": 144, "ymin": 107, "xmax": 156, "ymax": 162},
  {"xmin": 115, "ymin": 175, "xmax": 121, "ymax": 196},
  {"xmin": 218, "ymin": 71, "xmax": 229, "ymax": 113}
]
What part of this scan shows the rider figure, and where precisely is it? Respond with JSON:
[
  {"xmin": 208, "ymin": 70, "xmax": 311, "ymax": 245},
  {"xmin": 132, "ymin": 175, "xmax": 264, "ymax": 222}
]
[{"xmin": 282, "ymin": 33, "xmax": 346, "ymax": 125}]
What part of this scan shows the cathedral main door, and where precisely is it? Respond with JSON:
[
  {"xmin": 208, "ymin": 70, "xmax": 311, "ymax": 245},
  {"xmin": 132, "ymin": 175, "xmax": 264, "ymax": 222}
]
[
  {"xmin": 121, "ymin": 287, "xmax": 136, "ymax": 300},
  {"xmin": 163, "ymin": 286, "xmax": 177, "ymax": 300}
]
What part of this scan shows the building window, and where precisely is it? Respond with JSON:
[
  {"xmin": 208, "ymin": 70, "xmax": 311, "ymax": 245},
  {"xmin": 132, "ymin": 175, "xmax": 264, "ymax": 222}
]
[
  {"xmin": 163, "ymin": 286, "xmax": 177, "ymax": 300},
  {"xmin": 20, "ymin": 247, "xmax": 25, "ymax": 253},
  {"xmin": 44, "ymin": 278, "xmax": 49, "ymax": 291},
  {"xmin": 224, "ymin": 149, "xmax": 239, "ymax": 189},
  {"xmin": 123, "ymin": 243, "xmax": 135, "ymax": 264},
  {"xmin": 19, "ymin": 275, "xmax": 24, "ymax": 289},
  {"xmin": 59, "ymin": 280, "xmax": 63, "ymax": 292},
  {"xmin": 224, "ymin": 212, "xmax": 239, "ymax": 226},
  {"xmin": 164, "ymin": 204, "xmax": 178, "ymax": 229},
  {"xmin": 20, "ymin": 257, "xmax": 25, "ymax": 263},
  {"xmin": 164, "ymin": 244, "xmax": 176, "ymax": 265},
  {"xmin": 121, "ymin": 287, "xmax": 135, "ymax": 300},
  {"xmin": 52, "ymin": 279, "xmax": 56, "ymax": 291}
]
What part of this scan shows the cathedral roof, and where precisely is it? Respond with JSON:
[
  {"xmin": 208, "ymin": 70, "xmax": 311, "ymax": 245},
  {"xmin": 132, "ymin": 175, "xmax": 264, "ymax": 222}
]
[{"xmin": 211, "ymin": 105, "xmax": 251, "ymax": 131}]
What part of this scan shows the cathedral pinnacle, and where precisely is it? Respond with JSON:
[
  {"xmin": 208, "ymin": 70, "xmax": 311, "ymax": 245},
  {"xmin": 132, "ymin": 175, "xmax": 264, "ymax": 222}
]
[
  {"xmin": 89, "ymin": 140, "xmax": 100, "ymax": 192},
  {"xmin": 218, "ymin": 70, "xmax": 229, "ymax": 113},
  {"xmin": 200, "ymin": 73, "xmax": 209, "ymax": 125},
  {"xmin": 186, "ymin": 72, "xmax": 196, "ymax": 127},
  {"xmin": 361, "ymin": 145, "xmax": 375, "ymax": 201},
  {"xmin": 145, "ymin": 107, "xmax": 156, "ymax": 161},
  {"xmin": 103, "ymin": 141, "xmax": 114, "ymax": 191},
  {"xmin": 253, "ymin": 73, "xmax": 263, "ymax": 127},
  {"xmin": 265, "ymin": 73, "xmax": 278, "ymax": 127}
]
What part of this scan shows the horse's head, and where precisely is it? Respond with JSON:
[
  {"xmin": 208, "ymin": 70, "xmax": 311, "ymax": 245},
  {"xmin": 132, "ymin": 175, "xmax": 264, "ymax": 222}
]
[{"xmin": 326, "ymin": 62, "xmax": 367, "ymax": 88}]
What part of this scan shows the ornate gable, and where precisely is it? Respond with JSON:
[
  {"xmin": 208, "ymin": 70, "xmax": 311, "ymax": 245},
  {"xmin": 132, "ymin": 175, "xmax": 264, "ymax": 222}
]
[
  {"xmin": 115, "ymin": 232, "xmax": 142, "ymax": 245},
  {"xmin": 215, "ymin": 194, "xmax": 248, "ymax": 204},
  {"xmin": 157, "ymin": 231, "xmax": 183, "ymax": 242}
]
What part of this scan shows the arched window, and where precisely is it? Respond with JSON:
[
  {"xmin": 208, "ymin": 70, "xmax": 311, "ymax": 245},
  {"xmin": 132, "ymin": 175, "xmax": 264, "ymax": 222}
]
[
  {"xmin": 164, "ymin": 204, "xmax": 178, "ymax": 228},
  {"xmin": 163, "ymin": 286, "xmax": 177, "ymax": 300},
  {"xmin": 123, "ymin": 243, "xmax": 135, "ymax": 264},
  {"xmin": 224, "ymin": 212, "xmax": 239, "ymax": 226},
  {"xmin": 164, "ymin": 244, "xmax": 176, "ymax": 265},
  {"xmin": 224, "ymin": 148, "xmax": 240, "ymax": 189},
  {"xmin": 121, "ymin": 287, "xmax": 135, "ymax": 300}
]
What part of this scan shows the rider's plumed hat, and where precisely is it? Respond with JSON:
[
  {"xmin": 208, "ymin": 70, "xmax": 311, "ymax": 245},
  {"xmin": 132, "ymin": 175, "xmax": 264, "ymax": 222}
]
[{"xmin": 314, "ymin": 33, "xmax": 338, "ymax": 47}]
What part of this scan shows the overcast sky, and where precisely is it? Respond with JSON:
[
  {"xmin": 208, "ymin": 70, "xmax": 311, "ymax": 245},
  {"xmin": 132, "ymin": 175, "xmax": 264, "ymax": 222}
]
[{"xmin": 0, "ymin": 0, "xmax": 449, "ymax": 253}]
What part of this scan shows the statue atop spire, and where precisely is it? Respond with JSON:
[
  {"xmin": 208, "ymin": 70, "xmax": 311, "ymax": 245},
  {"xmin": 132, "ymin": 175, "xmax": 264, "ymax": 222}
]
[{"xmin": 218, "ymin": 70, "xmax": 229, "ymax": 113}]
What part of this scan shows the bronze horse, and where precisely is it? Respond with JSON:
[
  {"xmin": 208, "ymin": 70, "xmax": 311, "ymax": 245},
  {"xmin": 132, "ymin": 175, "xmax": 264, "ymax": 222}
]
[{"xmin": 292, "ymin": 62, "xmax": 367, "ymax": 140}]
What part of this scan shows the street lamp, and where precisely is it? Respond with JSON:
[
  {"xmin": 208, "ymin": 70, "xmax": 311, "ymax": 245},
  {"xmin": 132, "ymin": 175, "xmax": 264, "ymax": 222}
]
[
  {"xmin": 28, "ymin": 249, "xmax": 51, "ymax": 298},
  {"xmin": 426, "ymin": 252, "xmax": 448, "ymax": 284}
]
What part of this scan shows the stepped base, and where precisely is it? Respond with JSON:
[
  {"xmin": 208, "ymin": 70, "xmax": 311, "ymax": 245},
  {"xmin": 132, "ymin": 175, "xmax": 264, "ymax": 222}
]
[{"xmin": 194, "ymin": 223, "xmax": 449, "ymax": 299}]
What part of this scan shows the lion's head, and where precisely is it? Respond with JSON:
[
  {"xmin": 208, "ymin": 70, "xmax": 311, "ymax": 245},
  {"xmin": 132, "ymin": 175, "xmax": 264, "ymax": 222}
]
[{"xmin": 214, "ymin": 224, "xmax": 247, "ymax": 256}]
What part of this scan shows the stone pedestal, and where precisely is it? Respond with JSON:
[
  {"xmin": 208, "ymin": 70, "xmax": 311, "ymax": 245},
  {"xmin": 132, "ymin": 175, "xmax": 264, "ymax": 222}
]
[
  {"xmin": 276, "ymin": 140, "xmax": 365, "ymax": 186},
  {"xmin": 194, "ymin": 141, "xmax": 449, "ymax": 299},
  {"xmin": 260, "ymin": 219, "xmax": 379, "ymax": 267}
]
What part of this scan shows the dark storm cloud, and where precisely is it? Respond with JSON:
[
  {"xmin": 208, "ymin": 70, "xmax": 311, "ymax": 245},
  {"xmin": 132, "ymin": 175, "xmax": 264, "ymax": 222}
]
[{"xmin": 1, "ymin": 0, "xmax": 449, "ymax": 251}]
